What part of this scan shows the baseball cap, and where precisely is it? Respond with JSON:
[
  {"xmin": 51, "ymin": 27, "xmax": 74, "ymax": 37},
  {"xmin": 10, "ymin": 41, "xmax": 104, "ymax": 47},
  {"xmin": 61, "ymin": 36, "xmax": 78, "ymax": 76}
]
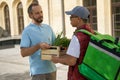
[{"xmin": 65, "ymin": 6, "xmax": 90, "ymax": 19}]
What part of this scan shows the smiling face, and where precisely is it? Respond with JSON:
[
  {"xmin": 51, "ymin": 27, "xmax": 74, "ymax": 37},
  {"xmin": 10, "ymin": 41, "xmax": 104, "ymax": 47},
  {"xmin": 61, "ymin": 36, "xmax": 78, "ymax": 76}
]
[{"xmin": 29, "ymin": 4, "xmax": 43, "ymax": 25}]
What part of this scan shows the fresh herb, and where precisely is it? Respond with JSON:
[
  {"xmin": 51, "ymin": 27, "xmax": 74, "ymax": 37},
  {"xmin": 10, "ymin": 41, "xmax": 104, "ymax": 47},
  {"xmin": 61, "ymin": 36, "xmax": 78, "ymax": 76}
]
[{"xmin": 53, "ymin": 32, "xmax": 70, "ymax": 48}]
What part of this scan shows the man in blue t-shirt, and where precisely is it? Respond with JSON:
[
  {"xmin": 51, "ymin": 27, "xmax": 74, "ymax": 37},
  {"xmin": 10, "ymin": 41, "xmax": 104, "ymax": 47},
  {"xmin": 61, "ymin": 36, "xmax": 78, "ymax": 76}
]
[{"xmin": 20, "ymin": 2, "xmax": 56, "ymax": 80}]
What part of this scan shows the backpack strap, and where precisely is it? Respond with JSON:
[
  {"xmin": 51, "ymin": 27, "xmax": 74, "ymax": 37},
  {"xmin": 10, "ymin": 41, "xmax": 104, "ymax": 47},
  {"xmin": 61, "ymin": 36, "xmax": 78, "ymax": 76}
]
[
  {"xmin": 76, "ymin": 29, "xmax": 115, "ymax": 43},
  {"xmin": 76, "ymin": 29, "xmax": 94, "ymax": 36}
]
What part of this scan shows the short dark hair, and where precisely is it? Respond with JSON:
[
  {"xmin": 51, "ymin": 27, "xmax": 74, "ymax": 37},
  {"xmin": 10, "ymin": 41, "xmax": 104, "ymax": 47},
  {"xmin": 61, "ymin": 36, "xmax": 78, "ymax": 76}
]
[{"xmin": 27, "ymin": 3, "xmax": 39, "ymax": 14}]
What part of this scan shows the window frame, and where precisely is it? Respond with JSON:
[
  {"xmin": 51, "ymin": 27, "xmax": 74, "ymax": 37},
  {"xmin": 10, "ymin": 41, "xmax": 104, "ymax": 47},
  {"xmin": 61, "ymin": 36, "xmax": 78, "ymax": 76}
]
[
  {"xmin": 17, "ymin": 2, "xmax": 24, "ymax": 34},
  {"xmin": 83, "ymin": 0, "xmax": 97, "ymax": 30},
  {"xmin": 112, "ymin": 1, "xmax": 120, "ymax": 38},
  {"xmin": 4, "ymin": 5, "xmax": 11, "ymax": 35}
]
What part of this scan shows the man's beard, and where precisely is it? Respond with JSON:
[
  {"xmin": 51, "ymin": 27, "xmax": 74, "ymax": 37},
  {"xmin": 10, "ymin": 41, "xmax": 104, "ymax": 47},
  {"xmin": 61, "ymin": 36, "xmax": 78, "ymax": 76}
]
[{"xmin": 33, "ymin": 17, "xmax": 43, "ymax": 23}]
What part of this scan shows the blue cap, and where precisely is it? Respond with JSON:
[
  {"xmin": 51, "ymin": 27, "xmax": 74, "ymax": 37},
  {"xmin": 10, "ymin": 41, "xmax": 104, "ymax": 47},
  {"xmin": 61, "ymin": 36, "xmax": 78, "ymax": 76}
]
[{"xmin": 65, "ymin": 6, "xmax": 90, "ymax": 19}]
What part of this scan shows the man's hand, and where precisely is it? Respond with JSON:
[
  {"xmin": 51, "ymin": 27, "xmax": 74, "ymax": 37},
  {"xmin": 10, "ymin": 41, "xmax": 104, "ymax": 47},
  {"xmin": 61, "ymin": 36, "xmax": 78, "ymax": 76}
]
[
  {"xmin": 51, "ymin": 56, "xmax": 59, "ymax": 63},
  {"xmin": 39, "ymin": 43, "xmax": 50, "ymax": 49}
]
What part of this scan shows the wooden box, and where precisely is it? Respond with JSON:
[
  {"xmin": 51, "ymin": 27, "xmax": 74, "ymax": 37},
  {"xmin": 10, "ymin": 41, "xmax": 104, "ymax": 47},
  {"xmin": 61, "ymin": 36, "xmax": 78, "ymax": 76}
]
[{"xmin": 41, "ymin": 46, "xmax": 60, "ymax": 60}]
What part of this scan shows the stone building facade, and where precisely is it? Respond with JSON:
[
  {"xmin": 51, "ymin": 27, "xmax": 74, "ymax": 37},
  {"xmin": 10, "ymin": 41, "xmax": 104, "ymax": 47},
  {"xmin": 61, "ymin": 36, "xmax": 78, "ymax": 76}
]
[{"xmin": 0, "ymin": 0, "xmax": 120, "ymax": 38}]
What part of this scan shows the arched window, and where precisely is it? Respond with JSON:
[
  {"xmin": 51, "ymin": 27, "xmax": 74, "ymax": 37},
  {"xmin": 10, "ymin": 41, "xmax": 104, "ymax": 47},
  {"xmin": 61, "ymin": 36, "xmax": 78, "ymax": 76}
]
[
  {"xmin": 83, "ymin": 0, "xmax": 97, "ymax": 30},
  {"xmin": 4, "ymin": 5, "xmax": 11, "ymax": 35},
  {"xmin": 17, "ymin": 2, "xmax": 24, "ymax": 34},
  {"xmin": 112, "ymin": 0, "xmax": 120, "ymax": 38}
]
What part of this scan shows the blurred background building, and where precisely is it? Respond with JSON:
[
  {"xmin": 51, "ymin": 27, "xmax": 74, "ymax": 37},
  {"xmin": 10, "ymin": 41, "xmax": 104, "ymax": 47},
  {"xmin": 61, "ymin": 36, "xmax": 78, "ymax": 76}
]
[{"xmin": 0, "ymin": 0, "xmax": 120, "ymax": 38}]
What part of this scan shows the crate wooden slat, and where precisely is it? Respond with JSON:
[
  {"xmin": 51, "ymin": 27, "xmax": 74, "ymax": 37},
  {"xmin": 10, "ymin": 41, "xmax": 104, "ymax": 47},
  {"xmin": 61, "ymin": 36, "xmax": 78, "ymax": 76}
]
[{"xmin": 41, "ymin": 46, "xmax": 60, "ymax": 60}]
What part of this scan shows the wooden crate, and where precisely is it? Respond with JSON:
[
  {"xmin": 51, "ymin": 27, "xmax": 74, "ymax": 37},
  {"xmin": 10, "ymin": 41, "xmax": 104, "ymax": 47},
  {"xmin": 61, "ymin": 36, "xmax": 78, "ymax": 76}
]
[{"xmin": 41, "ymin": 46, "xmax": 60, "ymax": 60}]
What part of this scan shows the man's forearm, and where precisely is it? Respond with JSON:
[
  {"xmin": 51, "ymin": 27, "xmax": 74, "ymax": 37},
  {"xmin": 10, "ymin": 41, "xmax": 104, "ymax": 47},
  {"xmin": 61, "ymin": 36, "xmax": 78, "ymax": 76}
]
[
  {"xmin": 20, "ymin": 44, "xmax": 40, "ymax": 57},
  {"xmin": 52, "ymin": 54, "xmax": 77, "ymax": 66}
]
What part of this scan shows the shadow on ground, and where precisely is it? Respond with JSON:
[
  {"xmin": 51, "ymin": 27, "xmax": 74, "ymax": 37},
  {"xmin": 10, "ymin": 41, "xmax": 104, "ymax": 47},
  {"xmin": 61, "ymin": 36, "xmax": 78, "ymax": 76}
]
[{"xmin": 0, "ymin": 71, "xmax": 31, "ymax": 80}]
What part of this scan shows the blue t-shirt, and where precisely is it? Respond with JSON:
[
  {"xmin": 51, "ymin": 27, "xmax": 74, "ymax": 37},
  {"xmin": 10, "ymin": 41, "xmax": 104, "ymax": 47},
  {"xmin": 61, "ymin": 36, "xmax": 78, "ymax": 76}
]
[{"xmin": 20, "ymin": 23, "xmax": 56, "ymax": 75}]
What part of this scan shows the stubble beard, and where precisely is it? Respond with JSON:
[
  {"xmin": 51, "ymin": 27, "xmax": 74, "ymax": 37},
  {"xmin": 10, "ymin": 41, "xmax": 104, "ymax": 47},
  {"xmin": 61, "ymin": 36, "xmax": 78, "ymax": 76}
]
[{"xmin": 33, "ymin": 17, "xmax": 43, "ymax": 24}]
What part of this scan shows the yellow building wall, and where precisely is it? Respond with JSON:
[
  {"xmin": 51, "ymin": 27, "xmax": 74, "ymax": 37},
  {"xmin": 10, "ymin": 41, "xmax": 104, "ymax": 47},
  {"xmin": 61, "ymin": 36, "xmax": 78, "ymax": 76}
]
[{"xmin": 0, "ymin": 0, "xmax": 112, "ymax": 37}]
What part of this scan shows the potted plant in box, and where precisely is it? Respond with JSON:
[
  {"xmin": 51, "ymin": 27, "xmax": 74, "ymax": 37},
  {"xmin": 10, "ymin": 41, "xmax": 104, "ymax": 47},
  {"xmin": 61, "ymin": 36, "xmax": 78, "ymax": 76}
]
[
  {"xmin": 52, "ymin": 32, "xmax": 70, "ymax": 56},
  {"xmin": 41, "ymin": 32, "xmax": 70, "ymax": 60}
]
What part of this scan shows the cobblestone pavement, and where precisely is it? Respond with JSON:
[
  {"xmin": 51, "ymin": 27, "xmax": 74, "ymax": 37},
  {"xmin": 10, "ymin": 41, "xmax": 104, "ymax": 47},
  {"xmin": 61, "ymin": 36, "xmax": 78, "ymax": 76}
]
[{"xmin": 0, "ymin": 45, "xmax": 68, "ymax": 80}]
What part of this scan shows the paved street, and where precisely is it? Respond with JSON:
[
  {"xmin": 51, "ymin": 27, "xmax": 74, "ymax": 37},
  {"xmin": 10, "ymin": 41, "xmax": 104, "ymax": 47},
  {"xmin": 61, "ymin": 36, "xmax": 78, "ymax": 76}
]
[{"xmin": 0, "ymin": 45, "xmax": 68, "ymax": 80}]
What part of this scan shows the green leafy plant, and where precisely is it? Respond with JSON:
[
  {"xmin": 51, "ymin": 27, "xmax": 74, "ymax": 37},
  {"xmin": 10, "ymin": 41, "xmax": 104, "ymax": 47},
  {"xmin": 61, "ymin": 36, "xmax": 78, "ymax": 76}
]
[{"xmin": 53, "ymin": 32, "xmax": 70, "ymax": 48}]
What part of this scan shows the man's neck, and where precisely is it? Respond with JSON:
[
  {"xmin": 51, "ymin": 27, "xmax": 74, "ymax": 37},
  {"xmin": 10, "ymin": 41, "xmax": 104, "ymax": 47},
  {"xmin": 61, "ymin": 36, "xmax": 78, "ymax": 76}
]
[
  {"xmin": 77, "ymin": 22, "xmax": 85, "ymax": 28},
  {"xmin": 32, "ymin": 21, "xmax": 41, "ymax": 26}
]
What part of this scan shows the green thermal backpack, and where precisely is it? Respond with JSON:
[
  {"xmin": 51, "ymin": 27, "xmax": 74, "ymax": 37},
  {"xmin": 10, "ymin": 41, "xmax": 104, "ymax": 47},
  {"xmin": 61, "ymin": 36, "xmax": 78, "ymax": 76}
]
[{"xmin": 77, "ymin": 29, "xmax": 120, "ymax": 80}]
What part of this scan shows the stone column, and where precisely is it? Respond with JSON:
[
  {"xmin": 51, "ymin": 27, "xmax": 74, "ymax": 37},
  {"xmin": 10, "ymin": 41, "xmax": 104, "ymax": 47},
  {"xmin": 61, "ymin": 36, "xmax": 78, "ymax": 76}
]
[{"xmin": 97, "ymin": 0, "xmax": 112, "ymax": 35}]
